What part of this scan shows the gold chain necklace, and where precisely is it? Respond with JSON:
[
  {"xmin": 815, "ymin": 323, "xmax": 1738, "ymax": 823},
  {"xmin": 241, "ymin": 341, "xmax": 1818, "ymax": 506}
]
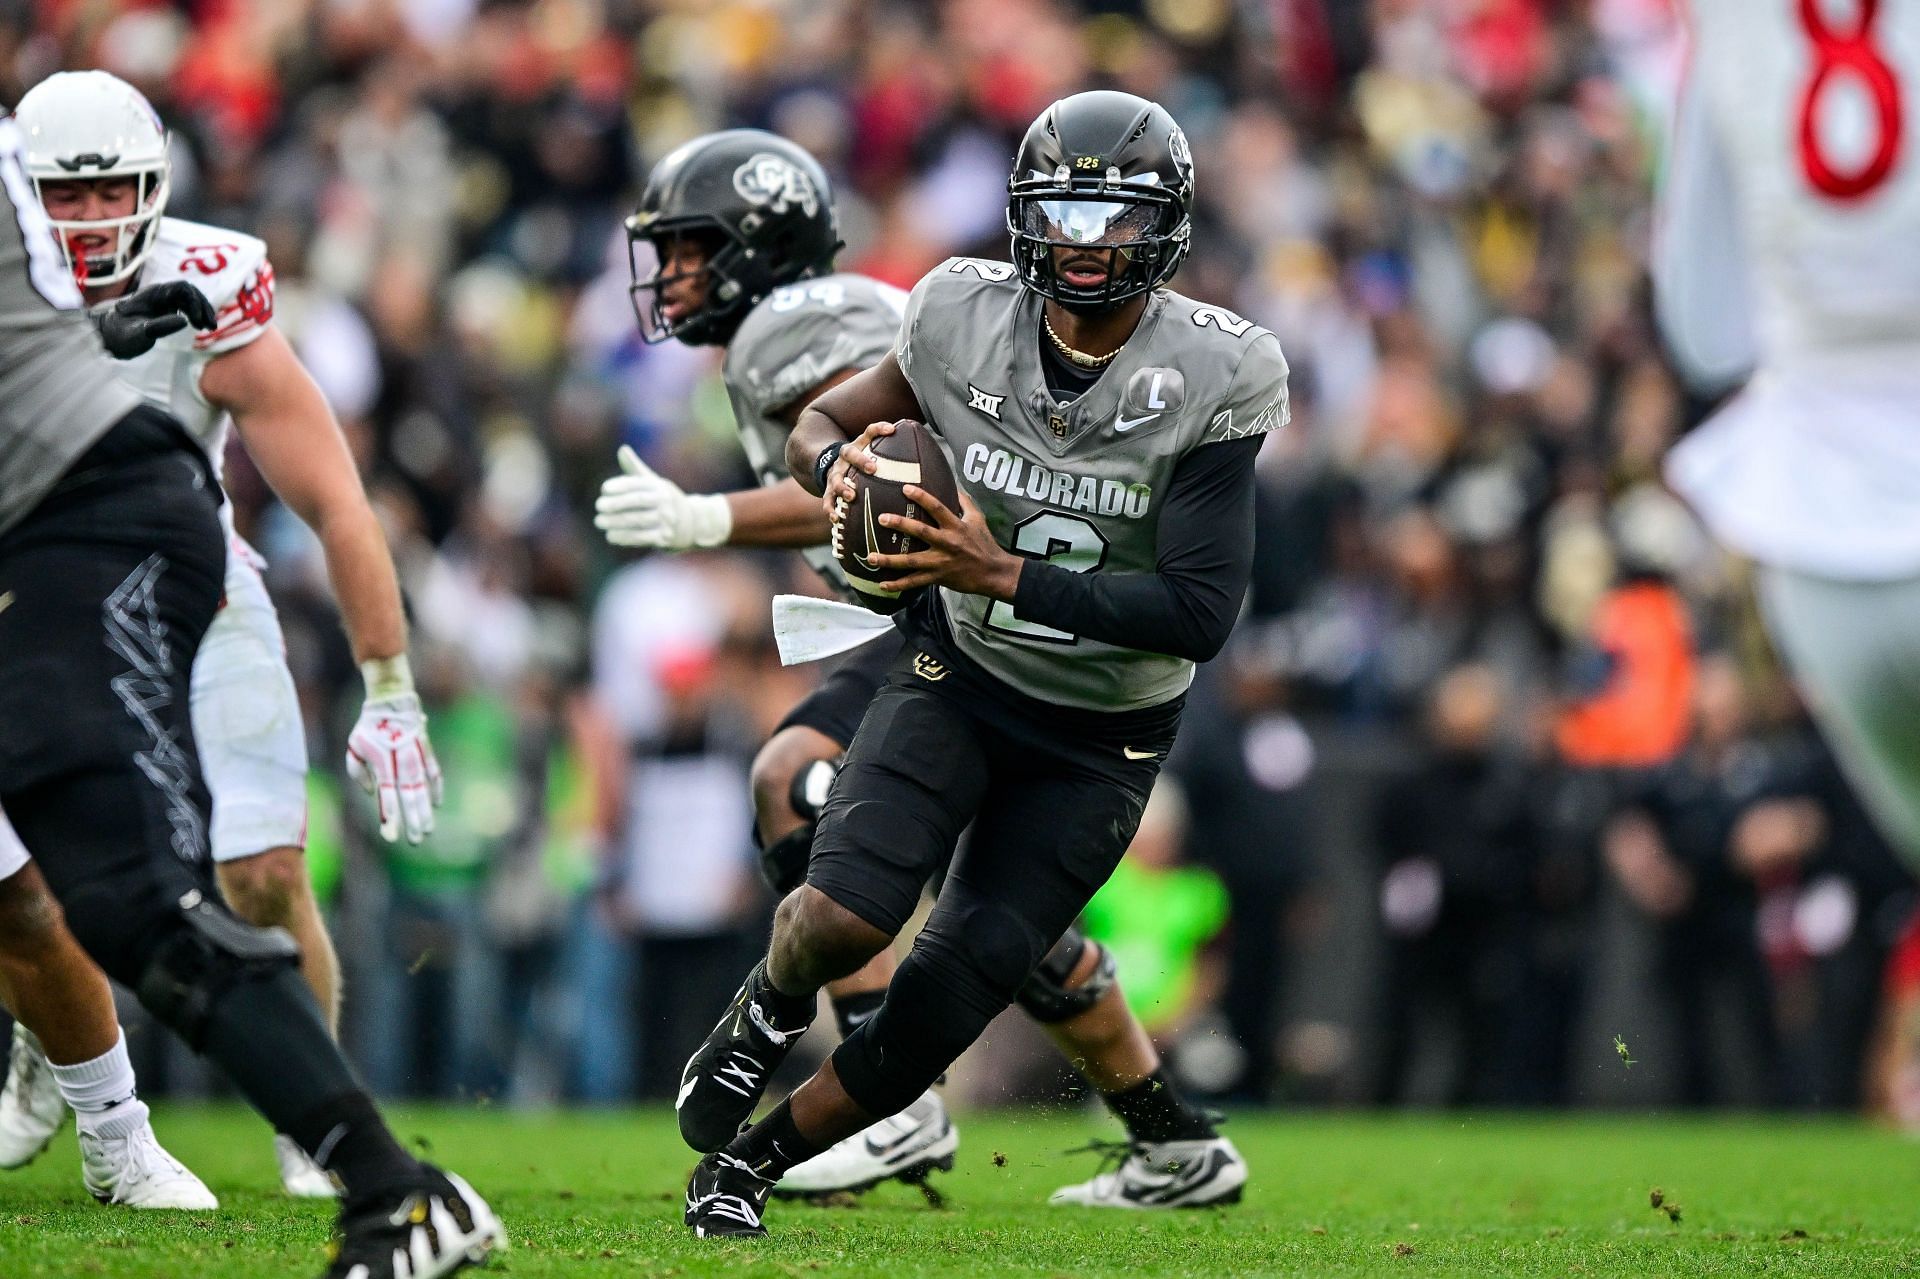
[{"xmin": 1043, "ymin": 313, "xmax": 1122, "ymax": 369}]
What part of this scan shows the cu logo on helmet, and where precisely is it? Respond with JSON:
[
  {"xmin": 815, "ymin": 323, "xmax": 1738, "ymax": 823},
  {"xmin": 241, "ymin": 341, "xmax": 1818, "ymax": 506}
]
[
  {"xmin": 1168, "ymin": 128, "xmax": 1192, "ymax": 182},
  {"xmin": 733, "ymin": 153, "xmax": 819, "ymax": 219}
]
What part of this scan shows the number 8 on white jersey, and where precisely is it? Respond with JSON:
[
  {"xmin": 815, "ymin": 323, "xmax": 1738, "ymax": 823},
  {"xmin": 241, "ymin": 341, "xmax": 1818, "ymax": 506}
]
[{"xmin": 1660, "ymin": 0, "xmax": 1920, "ymax": 378}]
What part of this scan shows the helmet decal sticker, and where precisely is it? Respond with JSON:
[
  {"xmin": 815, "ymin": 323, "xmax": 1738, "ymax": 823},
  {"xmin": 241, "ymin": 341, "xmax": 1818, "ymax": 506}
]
[
  {"xmin": 733, "ymin": 153, "xmax": 820, "ymax": 219},
  {"xmin": 1168, "ymin": 128, "xmax": 1193, "ymax": 184}
]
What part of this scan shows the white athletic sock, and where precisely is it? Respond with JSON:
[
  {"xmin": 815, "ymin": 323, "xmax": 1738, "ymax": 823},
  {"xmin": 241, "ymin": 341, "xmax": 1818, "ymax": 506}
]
[
  {"xmin": 77, "ymin": 1096, "xmax": 149, "ymax": 1141},
  {"xmin": 49, "ymin": 1030, "xmax": 139, "ymax": 1117}
]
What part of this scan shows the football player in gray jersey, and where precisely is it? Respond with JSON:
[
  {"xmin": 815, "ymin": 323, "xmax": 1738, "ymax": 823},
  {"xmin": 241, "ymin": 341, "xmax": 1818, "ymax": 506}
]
[
  {"xmin": 680, "ymin": 92, "xmax": 1279, "ymax": 1239},
  {"xmin": 602, "ymin": 129, "xmax": 1240, "ymax": 1206},
  {"xmin": 0, "ymin": 114, "xmax": 500, "ymax": 1277}
]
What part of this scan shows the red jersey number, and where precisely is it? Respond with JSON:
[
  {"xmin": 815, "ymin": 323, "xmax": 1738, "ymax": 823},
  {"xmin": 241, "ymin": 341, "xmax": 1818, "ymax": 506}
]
[
  {"xmin": 179, "ymin": 244, "xmax": 236, "ymax": 275},
  {"xmin": 1797, "ymin": 0, "xmax": 1904, "ymax": 201}
]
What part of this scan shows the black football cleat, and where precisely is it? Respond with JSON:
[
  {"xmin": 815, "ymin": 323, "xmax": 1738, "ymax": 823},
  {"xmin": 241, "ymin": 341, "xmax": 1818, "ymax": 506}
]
[
  {"xmin": 676, "ymin": 962, "xmax": 812, "ymax": 1153},
  {"xmin": 684, "ymin": 1152, "xmax": 775, "ymax": 1239},
  {"xmin": 322, "ymin": 1165, "xmax": 504, "ymax": 1279}
]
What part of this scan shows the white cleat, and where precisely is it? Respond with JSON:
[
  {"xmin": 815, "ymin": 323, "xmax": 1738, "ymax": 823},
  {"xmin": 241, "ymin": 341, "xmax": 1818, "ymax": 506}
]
[
  {"xmin": 276, "ymin": 1132, "xmax": 340, "ymax": 1199},
  {"xmin": 80, "ymin": 1116, "xmax": 219, "ymax": 1210},
  {"xmin": 1049, "ymin": 1135, "xmax": 1247, "ymax": 1209},
  {"xmin": 0, "ymin": 1025, "xmax": 65, "ymax": 1169},
  {"xmin": 775, "ymin": 1090, "xmax": 958, "ymax": 1197}
]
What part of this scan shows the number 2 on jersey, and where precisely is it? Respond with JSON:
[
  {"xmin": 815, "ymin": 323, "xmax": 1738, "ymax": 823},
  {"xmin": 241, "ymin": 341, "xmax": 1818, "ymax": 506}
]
[
  {"xmin": 180, "ymin": 244, "xmax": 237, "ymax": 275},
  {"xmin": 987, "ymin": 511, "xmax": 1109, "ymax": 644},
  {"xmin": 1797, "ymin": 0, "xmax": 1903, "ymax": 201}
]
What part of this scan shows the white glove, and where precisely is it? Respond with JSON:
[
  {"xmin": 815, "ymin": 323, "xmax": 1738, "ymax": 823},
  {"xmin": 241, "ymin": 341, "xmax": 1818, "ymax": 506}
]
[
  {"xmin": 345, "ymin": 657, "xmax": 444, "ymax": 845},
  {"xmin": 593, "ymin": 445, "xmax": 732, "ymax": 550}
]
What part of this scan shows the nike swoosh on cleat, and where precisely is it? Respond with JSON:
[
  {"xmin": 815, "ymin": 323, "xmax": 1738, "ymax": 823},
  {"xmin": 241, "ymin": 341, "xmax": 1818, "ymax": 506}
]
[
  {"xmin": 865, "ymin": 1130, "xmax": 919, "ymax": 1160},
  {"xmin": 1122, "ymin": 747, "xmax": 1158, "ymax": 760},
  {"xmin": 676, "ymin": 1074, "xmax": 698, "ymax": 1110},
  {"xmin": 1121, "ymin": 1149, "xmax": 1231, "ymax": 1205}
]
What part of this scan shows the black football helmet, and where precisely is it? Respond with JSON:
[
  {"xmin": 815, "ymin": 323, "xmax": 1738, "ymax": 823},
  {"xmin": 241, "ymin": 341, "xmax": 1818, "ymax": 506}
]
[
  {"xmin": 1007, "ymin": 91, "xmax": 1195, "ymax": 313},
  {"xmin": 627, "ymin": 129, "xmax": 842, "ymax": 345}
]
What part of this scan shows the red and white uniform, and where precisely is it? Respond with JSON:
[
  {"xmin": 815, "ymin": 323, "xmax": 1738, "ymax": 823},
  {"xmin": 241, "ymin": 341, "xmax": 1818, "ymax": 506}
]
[
  {"xmin": 0, "ymin": 216, "xmax": 303, "ymax": 880},
  {"xmin": 121, "ymin": 216, "xmax": 277, "ymax": 469},
  {"xmin": 1657, "ymin": 0, "xmax": 1920, "ymax": 579},
  {"xmin": 1655, "ymin": 0, "xmax": 1920, "ymax": 862}
]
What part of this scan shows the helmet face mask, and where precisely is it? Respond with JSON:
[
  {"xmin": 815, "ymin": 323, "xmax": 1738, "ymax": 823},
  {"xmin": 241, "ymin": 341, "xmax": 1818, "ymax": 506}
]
[
  {"xmin": 624, "ymin": 130, "xmax": 842, "ymax": 347},
  {"xmin": 13, "ymin": 71, "xmax": 172, "ymax": 289},
  {"xmin": 36, "ymin": 171, "xmax": 168, "ymax": 288},
  {"xmin": 626, "ymin": 218, "xmax": 745, "ymax": 345},
  {"xmin": 1011, "ymin": 180, "xmax": 1185, "ymax": 313},
  {"xmin": 1006, "ymin": 91, "xmax": 1195, "ymax": 314}
]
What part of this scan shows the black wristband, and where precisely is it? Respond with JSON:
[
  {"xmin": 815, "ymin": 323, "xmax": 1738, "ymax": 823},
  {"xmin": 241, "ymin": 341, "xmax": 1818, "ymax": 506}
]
[{"xmin": 813, "ymin": 441, "xmax": 846, "ymax": 495}]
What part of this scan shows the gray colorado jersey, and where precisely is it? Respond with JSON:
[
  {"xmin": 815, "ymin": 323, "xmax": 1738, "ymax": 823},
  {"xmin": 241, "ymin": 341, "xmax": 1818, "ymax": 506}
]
[
  {"xmin": 722, "ymin": 272, "xmax": 906, "ymax": 592},
  {"xmin": 0, "ymin": 116, "xmax": 141, "ymax": 537},
  {"xmin": 896, "ymin": 256, "xmax": 1289, "ymax": 712}
]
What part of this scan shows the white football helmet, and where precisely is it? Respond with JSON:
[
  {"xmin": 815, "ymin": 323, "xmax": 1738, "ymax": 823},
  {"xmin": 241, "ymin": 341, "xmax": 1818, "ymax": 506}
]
[{"xmin": 12, "ymin": 71, "xmax": 171, "ymax": 287}]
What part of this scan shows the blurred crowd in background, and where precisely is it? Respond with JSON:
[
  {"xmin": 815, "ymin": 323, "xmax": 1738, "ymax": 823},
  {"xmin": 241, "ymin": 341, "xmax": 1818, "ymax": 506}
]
[{"xmin": 15, "ymin": 0, "xmax": 1920, "ymax": 1119}]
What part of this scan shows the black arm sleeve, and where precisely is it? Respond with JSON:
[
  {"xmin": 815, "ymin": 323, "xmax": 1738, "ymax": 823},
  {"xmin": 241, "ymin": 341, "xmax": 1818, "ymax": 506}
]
[{"xmin": 1008, "ymin": 435, "xmax": 1262, "ymax": 662}]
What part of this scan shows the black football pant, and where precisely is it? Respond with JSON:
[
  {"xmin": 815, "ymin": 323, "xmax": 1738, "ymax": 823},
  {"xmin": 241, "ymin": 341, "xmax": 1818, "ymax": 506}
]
[
  {"xmin": 808, "ymin": 614, "xmax": 1180, "ymax": 1120},
  {"xmin": 0, "ymin": 408, "xmax": 364, "ymax": 1142}
]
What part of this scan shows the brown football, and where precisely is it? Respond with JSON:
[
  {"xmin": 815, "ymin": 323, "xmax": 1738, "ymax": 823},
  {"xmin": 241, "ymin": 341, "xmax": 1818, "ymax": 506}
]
[{"xmin": 833, "ymin": 419, "xmax": 962, "ymax": 614}]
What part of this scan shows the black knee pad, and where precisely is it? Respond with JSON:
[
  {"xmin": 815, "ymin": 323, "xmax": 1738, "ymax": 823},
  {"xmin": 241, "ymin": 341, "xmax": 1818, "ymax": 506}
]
[
  {"xmin": 1015, "ymin": 928, "xmax": 1116, "ymax": 1024},
  {"xmin": 758, "ymin": 824, "xmax": 814, "ymax": 895},
  {"xmin": 832, "ymin": 892, "xmax": 1047, "ymax": 1118},
  {"xmin": 136, "ymin": 888, "xmax": 301, "ymax": 1050}
]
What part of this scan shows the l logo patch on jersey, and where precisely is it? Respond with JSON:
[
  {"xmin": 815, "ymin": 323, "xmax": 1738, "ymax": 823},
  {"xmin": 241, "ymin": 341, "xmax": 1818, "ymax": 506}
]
[
  {"xmin": 1115, "ymin": 367, "xmax": 1184, "ymax": 434},
  {"xmin": 968, "ymin": 385, "xmax": 1005, "ymax": 420}
]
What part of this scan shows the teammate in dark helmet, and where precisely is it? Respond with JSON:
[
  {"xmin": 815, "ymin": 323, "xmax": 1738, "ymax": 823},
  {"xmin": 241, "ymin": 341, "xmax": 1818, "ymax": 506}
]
[{"xmin": 626, "ymin": 129, "xmax": 842, "ymax": 346}]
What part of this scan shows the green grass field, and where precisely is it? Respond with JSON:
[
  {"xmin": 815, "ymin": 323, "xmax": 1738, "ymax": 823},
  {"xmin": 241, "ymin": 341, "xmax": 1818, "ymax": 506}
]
[{"xmin": 2, "ymin": 1106, "xmax": 1918, "ymax": 1277}]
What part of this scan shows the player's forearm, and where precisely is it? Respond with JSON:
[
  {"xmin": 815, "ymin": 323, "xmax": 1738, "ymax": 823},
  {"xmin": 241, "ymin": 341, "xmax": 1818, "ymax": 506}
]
[
  {"xmin": 787, "ymin": 352, "xmax": 925, "ymax": 492},
  {"xmin": 724, "ymin": 479, "xmax": 833, "ymax": 548},
  {"xmin": 1012, "ymin": 564, "xmax": 1242, "ymax": 661},
  {"xmin": 787, "ymin": 406, "xmax": 855, "ymax": 494},
  {"xmin": 1008, "ymin": 435, "xmax": 1261, "ymax": 661},
  {"xmin": 315, "ymin": 499, "xmax": 409, "ymax": 663}
]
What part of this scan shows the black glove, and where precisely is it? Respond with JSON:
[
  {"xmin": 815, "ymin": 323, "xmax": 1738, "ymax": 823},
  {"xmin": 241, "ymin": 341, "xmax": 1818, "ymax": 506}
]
[{"xmin": 93, "ymin": 281, "xmax": 219, "ymax": 359}]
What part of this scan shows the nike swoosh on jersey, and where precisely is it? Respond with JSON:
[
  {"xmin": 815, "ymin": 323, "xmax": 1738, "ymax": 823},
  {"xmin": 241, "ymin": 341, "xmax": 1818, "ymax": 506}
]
[
  {"xmin": 1113, "ymin": 412, "xmax": 1161, "ymax": 433},
  {"xmin": 1122, "ymin": 747, "xmax": 1159, "ymax": 760}
]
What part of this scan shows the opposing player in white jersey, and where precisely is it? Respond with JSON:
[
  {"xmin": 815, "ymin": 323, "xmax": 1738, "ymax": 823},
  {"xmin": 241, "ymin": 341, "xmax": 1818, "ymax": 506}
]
[
  {"xmin": 598, "ymin": 129, "xmax": 1243, "ymax": 1208},
  {"xmin": 1655, "ymin": 1, "xmax": 1920, "ymax": 864},
  {"xmin": 0, "ymin": 71, "xmax": 443, "ymax": 1200}
]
